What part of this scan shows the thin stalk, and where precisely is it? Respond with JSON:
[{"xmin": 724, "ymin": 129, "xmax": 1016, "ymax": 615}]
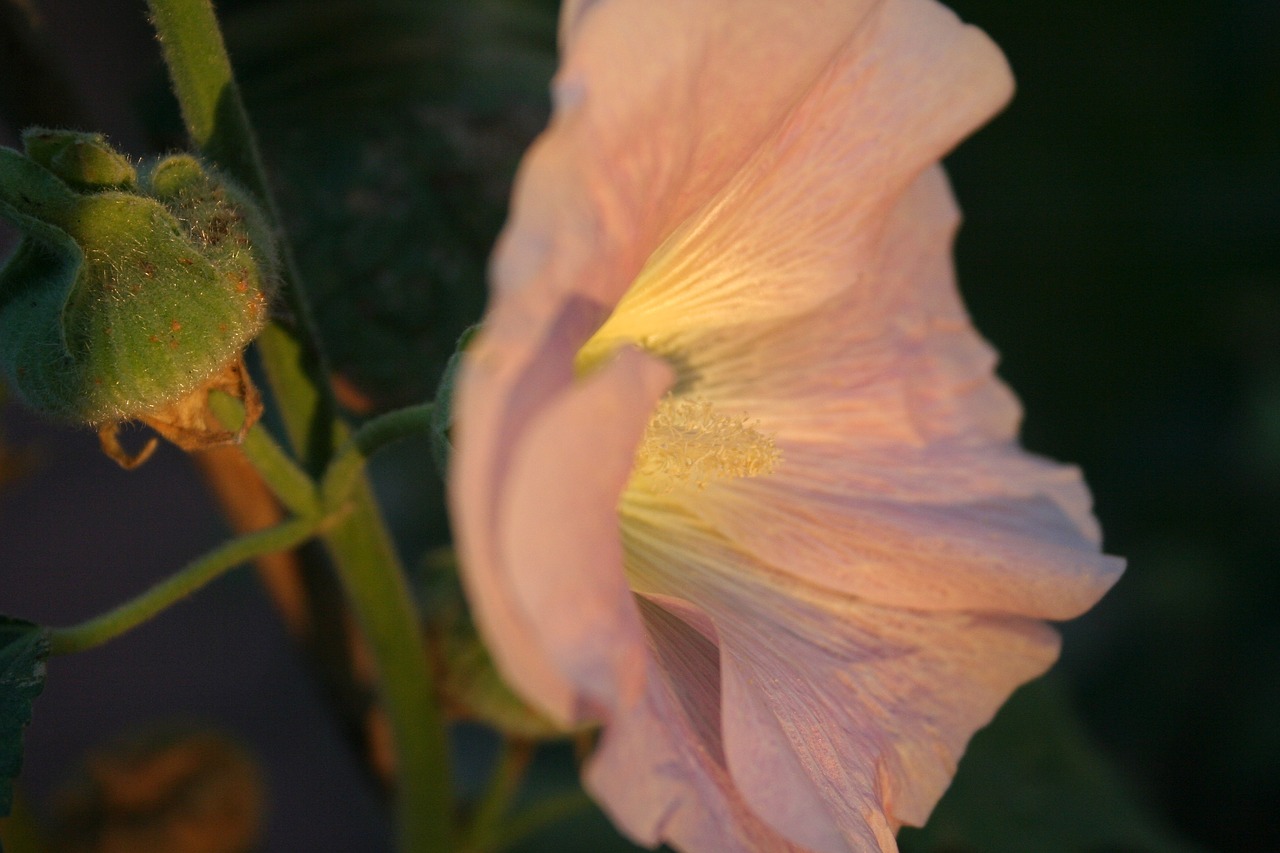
[
  {"xmin": 239, "ymin": 420, "xmax": 321, "ymax": 516},
  {"xmin": 48, "ymin": 517, "xmax": 320, "ymax": 656},
  {"xmin": 145, "ymin": 2, "xmax": 454, "ymax": 848},
  {"xmin": 208, "ymin": 393, "xmax": 318, "ymax": 518},
  {"xmin": 321, "ymin": 403, "xmax": 433, "ymax": 510}
]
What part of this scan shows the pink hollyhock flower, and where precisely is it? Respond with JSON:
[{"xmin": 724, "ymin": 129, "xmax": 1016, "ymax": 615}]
[{"xmin": 449, "ymin": 0, "xmax": 1124, "ymax": 849}]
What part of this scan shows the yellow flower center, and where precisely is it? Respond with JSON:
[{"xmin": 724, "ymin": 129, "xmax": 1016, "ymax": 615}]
[{"xmin": 631, "ymin": 395, "xmax": 780, "ymax": 492}]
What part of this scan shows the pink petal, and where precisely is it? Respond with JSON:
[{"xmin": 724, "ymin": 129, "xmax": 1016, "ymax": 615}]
[
  {"xmin": 494, "ymin": 346, "xmax": 673, "ymax": 721},
  {"xmin": 451, "ymin": 295, "xmax": 611, "ymax": 722},
  {"xmin": 720, "ymin": 600, "xmax": 1059, "ymax": 838},
  {"xmin": 655, "ymin": 166, "xmax": 1124, "ymax": 616},
  {"xmin": 495, "ymin": 0, "xmax": 1012, "ymax": 329},
  {"xmin": 500, "ymin": 0, "xmax": 879, "ymax": 307},
  {"xmin": 582, "ymin": 2, "xmax": 1014, "ymax": 348},
  {"xmin": 702, "ymin": 478, "xmax": 1124, "ymax": 618},
  {"xmin": 661, "ymin": 168, "xmax": 1018, "ymax": 453},
  {"xmin": 756, "ymin": 439, "xmax": 1101, "ymax": 538},
  {"xmin": 623, "ymin": 516, "xmax": 1061, "ymax": 848},
  {"xmin": 450, "ymin": 0, "xmax": 1122, "ymax": 848},
  {"xmin": 586, "ymin": 596, "xmax": 808, "ymax": 852},
  {"xmin": 461, "ymin": 0, "xmax": 1019, "ymax": 732}
]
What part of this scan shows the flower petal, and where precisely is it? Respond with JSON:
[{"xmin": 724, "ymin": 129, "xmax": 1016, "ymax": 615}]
[
  {"xmin": 719, "ymin": 600, "xmax": 1059, "ymax": 839},
  {"xmin": 664, "ymin": 167, "xmax": 1021, "ymax": 450},
  {"xmin": 500, "ymin": 0, "xmax": 883, "ymax": 310},
  {"xmin": 586, "ymin": 596, "xmax": 808, "ymax": 852},
  {"xmin": 495, "ymin": 346, "xmax": 673, "ymax": 721},
  {"xmin": 501, "ymin": 0, "xmax": 1013, "ymax": 339},
  {"xmin": 455, "ymin": 1, "xmax": 1120, "ymax": 850},
  {"xmin": 622, "ymin": 514, "xmax": 1061, "ymax": 849},
  {"xmin": 702, "ymin": 477, "xmax": 1124, "ymax": 618},
  {"xmin": 452, "ymin": 290, "xmax": 624, "ymax": 722},
  {"xmin": 637, "ymin": 166, "xmax": 1125, "ymax": 617},
  {"xmin": 580, "ymin": 0, "xmax": 1013, "ymax": 353}
]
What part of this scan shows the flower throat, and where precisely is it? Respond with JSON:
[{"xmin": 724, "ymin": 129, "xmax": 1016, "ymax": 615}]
[{"xmin": 633, "ymin": 396, "xmax": 780, "ymax": 491}]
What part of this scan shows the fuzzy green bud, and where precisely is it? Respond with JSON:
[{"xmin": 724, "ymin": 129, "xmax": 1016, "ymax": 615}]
[
  {"xmin": 0, "ymin": 131, "xmax": 276, "ymax": 455},
  {"xmin": 21, "ymin": 129, "xmax": 138, "ymax": 191}
]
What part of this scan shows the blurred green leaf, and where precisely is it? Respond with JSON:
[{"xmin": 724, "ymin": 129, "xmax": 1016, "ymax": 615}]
[
  {"xmin": 414, "ymin": 550, "xmax": 567, "ymax": 740},
  {"xmin": 443, "ymin": 637, "xmax": 568, "ymax": 741},
  {"xmin": 900, "ymin": 678, "xmax": 1198, "ymax": 853},
  {"xmin": 0, "ymin": 618, "xmax": 48, "ymax": 819}
]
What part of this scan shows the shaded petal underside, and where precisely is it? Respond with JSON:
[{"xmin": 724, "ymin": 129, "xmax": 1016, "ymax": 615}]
[
  {"xmin": 587, "ymin": 596, "xmax": 809, "ymax": 852},
  {"xmin": 622, "ymin": 511, "xmax": 1061, "ymax": 850},
  {"xmin": 495, "ymin": 346, "xmax": 673, "ymax": 722}
]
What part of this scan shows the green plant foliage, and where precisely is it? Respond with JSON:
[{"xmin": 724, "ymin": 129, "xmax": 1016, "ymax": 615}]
[
  {"xmin": 429, "ymin": 323, "xmax": 479, "ymax": 474},
  {"xmin": 225, "ymin": 0, "xmax": 556, "ymax": 410},
  {"xmin": 899, "ymin": 678, "xmax": 1199, "ymax": 853},
  {"xmin": 0, "ymin": 618, "xmax": 49, "ymax": 819},
  {"xmin": 23, "ymin": 129, "xmax": 137, "ymax": 191},
  {"xmin": 0, "ymin": 134, "xmax": 276, "ymax": 426},
  {"xmin": 415, "ymin": 550, "xmax": 565, "ymax": 740}
]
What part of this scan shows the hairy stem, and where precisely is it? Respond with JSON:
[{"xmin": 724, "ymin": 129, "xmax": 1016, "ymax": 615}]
[{"xmin": 145, "ymin": 1, "xmax": 454, "ymax": 848}]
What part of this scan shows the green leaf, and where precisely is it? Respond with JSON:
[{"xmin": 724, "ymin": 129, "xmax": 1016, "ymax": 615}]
[
  {"xmin": 0, "ymin": 618, "xmax": 48, "ymax": 819},
  {"xmin": 900, "ymin": 678, "xmax": 1200, "ymax": 853}
]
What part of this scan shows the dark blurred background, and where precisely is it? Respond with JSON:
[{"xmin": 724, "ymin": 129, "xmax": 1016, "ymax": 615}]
[
  {"xmin": 944, "ymin": 2, "xmax": 1279, "ymax": 850},
  {"xmin": 0, "ymin": 0, "xmax": 1276, "ymax": 851}
]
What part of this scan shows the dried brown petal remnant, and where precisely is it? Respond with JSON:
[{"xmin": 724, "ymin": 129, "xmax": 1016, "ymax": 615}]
[{"xmin": 97, "ymin": 356, "xmax": 263, "ymax": 469}]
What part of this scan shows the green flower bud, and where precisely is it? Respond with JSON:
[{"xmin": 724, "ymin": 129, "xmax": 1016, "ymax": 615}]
[
  {"xmin": 21, "ymin": 129, "xmax": 137, "ymax": 191},
  {"xmin": 0, "ymin": 132, "xmax": 277, "ymax": 465}
]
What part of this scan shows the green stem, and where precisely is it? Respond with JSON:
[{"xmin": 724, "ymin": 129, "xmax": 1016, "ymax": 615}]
[
  {"xmin": 326, "ymin": 507, "xmax": 452, "ymax": 831},
  {"xmin": 239, "ymin": 421, "xmax": 321, "ymax": 517},
  {"xmin": 145, "ymin": 0, "xmax": 270, "ymax": 213},
  {"xmin": 146, "ymin": 2, "xmax": 455, "ymax": 849},
  {"xmin": 48, "ymin": 517, "xmax": 320, "ymax": 656},
  {"xmin": 463, "ymin": 740, "xmax": 533, "ymax": 853},
  {"xmin": 208, "ymin": 392, "xmax": 318, "ymax": 518},
  {"xmin": 146, "ymin": 0, "xmax": 332, "ymax": 472},
  {"xmin": 321, "ymin": 403, "xmax": 433, "ymax": 510},
  {"xmin": 494, "ymin": 791, "xmax": 595, "ymax": 853}
]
